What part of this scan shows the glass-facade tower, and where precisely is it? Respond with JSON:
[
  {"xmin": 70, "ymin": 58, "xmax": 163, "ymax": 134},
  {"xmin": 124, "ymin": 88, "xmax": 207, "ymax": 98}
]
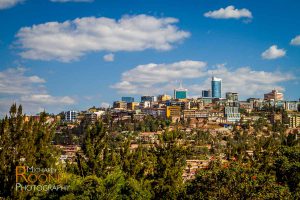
[
  {"xmin": 211, "ymin": 77, "xmax": 222, "ymax": 98},
  {"xmin": 174, "ymin": 90, "xmax": 187, "ymax": 99},
  {"xmin": 202, "ymin": 90, "xmax": 211, "ymax": 98},
  {"xmin": 174, "ymin": 82, "xmax": 188, "ymax": 99}
]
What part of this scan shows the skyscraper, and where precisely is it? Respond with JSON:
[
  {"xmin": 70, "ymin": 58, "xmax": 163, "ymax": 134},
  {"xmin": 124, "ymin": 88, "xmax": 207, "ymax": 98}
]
[{"xmin": 211, "ymin": 77, "xmax": 222, "ymax": 98}]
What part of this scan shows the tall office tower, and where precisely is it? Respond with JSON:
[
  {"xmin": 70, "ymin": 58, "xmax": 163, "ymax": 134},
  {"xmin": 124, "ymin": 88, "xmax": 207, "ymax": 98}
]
[
  {"xmin": 202, "ymin": 89, "xmax": 211, "ymax": 98},
  {"xmin": 226, "ymin": 92, "xmax": 239, "ymax": 101},
  {"xmin": 174, "ymin": 83, "xmax": 188, "ymax": 99},
  {"xmin": 211, "ymin": 76, "xmax": 222, "ymax": 98},
  {"xmin": 121, "ymin": 96, "xmax": 134, "ymax": 103}
]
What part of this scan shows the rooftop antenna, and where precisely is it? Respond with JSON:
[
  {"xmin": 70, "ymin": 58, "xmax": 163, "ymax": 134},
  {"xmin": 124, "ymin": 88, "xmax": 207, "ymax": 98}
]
[{"xmin": 179, "ymin": 80, "xmax": 183, "ymax": 89}]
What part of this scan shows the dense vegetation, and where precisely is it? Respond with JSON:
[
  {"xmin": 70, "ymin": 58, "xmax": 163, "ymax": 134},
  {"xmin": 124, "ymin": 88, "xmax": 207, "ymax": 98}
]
[{"xmin": 0, "ymin": 104, "xmax": 299, "ymax": 199}]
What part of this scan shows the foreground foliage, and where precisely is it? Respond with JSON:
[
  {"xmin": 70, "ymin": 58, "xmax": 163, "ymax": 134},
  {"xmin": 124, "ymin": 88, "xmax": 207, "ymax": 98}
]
[{"xmin": 0, "ymin": 104, "xmax": 299, "ymax": 199}]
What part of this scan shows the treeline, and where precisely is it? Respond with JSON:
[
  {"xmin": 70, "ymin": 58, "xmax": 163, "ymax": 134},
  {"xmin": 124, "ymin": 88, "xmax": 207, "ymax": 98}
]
[{"xmin": 0, "ymin": 104, "xmax": 299, "ymax": 199}]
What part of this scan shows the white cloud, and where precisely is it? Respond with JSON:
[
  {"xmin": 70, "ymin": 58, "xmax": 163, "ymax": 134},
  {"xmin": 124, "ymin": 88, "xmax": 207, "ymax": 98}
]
[
  {"xmin": 0, "ymin": 0, "xmax": 23, "ymax": 10},
  {"xmin": 112, "ymin": 61, "xmax": 294, "ymax": 99},
  {"xmin": 204, "ymin": 5, "xmax": 252, "ymax": 19},
  {"xmin": 20, "ymin": 94, "xmax": 75, "ymax": 105},
  {"xmin": 119, "ymin": 60, "xmax": 207, "ymax": 84},
  {"xmin": 290, "ymin": 35, "xmax": 300, "ymax": 46},
  {"xmin": 196, "ymin": 65, "xmax": 293, "ymax": 98},
  {"xmin": 50, "ymin": 0, "xmax": 93, "ymax": 2},
  {"xmin": 16, "ymin": 15, "xmax": 190, "ymax": 62},
  {"xmin": 261, "ymin": 45, "xmax": 286, "ymax": 60},
  {"xmin": 0, "ymin": 68, "xmax": 45, "ymax": 95},
  {"xmin": 103, "ymin": 53, "xmax": 114, "ymax": 62},
  {"xmin": 111, "ymin": 60, "xmax": 207, "ymax": 94},
  {"xmin": 0, "ymin": 67, "xmax": 75, "ymax": 116}
]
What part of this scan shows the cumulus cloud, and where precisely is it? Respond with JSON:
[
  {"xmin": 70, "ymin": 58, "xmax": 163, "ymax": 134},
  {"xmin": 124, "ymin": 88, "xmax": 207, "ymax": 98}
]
[
  {"xmin": 50, "ymin": 0, "xmax": 93, "ymax": 2},
  {"xmin": 0, "ymin": 0, "xmax": 23, "ymax": 10},
  {"xmin": 261, "ymin": 45, "xmax": 286, "ymax": 60},
  {"xmin": 112, "ymin": 61, "xmax": 294, "ymax": 99},
  {"xmin": 111, "ymin": 60, "xmax": 207, "ymax": 94},
  {"xmin": 204, "ymin": 5, "xmax": 252, "ymax": 19},
  {"xmin": 103, "ymin": 53, "xmax": 114, "ymax": 62},
  {"xmin": 197, "ymin": 65, "xmax": 293, "ymax": 97},
  {"xmin": 290, "ymin": 35, "xmax": 300, "ymax": 46},
  {"xmin": 121, "ymin": 60, "xmax": 207, "ymax": 84},
  {"xmin": 16, "ymin": 15, "xmax": 190, "ymax": 62},
  {"xmin": 20, "ymin": 94, "xmax": 75, "ymax": 105},
  {"xmin": 0, "ymin": 67, "xmax": 75, "ymax": 116},
  {"xmin": 0, "ymin": 68, "xmax": 45, "ymax": 95}
]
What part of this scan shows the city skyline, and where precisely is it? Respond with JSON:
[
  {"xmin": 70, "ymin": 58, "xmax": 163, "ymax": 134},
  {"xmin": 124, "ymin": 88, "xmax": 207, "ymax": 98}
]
[
  {"xmin": 0, "ymin": 0, "xmax": 300, "ymax": 116},
  {"xmin": 1, "ymin": 1, "xmax": 300, "ymax": 199}
]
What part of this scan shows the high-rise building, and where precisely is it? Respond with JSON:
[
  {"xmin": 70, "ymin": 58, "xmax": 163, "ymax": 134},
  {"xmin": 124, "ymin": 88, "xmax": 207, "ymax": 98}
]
[
  {"xmin": 211, "ymin": 77, "xmax": 222, "ymax": 98},
  {"xmin": 174, "ymin": 83, "xmax": 187, "ymax": 99},
  {"xmin": 202, "ymin": 90, "xmax": 211, "ymax": 98},
  {"xmin": 264, "ymin": 90, "xmax": 284, "ymax": 101},
  {"xmin": 121, "ymin": 96, "xmax": 134, "ymax": 103},
  {"xmin": 174, "ymin": 90, "xmax": 187, "ymax": 99},
  {"xmin": 226, "ymin": 92, "xmax": 239, "ymax": 101},
  {"xmin": 64, "ymin": 110, "xmax": 78, "ymax": 122},
  {"xmin": 141, "ymin": 96, "xmax": 156, "ymax": 102}
]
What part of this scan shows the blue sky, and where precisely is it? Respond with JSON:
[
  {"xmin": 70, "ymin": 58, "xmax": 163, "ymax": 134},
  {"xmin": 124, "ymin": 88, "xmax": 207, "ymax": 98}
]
[{"xmin": 0, "ymin": 0, "xmax": 299, "ymax": 115}]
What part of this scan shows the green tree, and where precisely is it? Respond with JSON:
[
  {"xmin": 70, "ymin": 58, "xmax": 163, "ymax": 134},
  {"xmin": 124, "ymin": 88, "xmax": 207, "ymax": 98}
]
[
  {"xmin": 0, "ymin": 104, "xmax": 58, "ymax": 199},
  {"xmin": 274, "ymin": 145, "xmax": 300, "ymax": 198},
  {"xmin": 150, "ymin": 131, "xmax": 186, "ymax": 199},
  {"xmin": 185, "ymin": 162, "xmax": 292, "ymax": 199}
]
